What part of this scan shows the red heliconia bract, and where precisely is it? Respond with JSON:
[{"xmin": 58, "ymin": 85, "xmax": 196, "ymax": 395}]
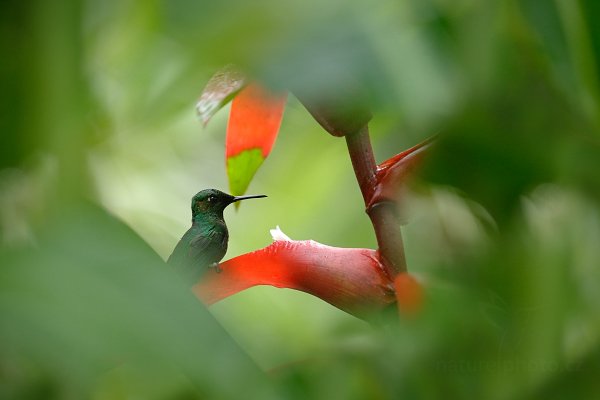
[
  {"xmin": 194, "ymin": 238, "xmax": 396, "ymax": 319},
  {"xmin": 370, "ymin": 137, "xmax": 434, "ymax": 208},
  {"xmin": 226, "ymin": 82, "xmax": 287, "ymax": 196},
  {"xmin": 226, "ymin": 83, "xmax": 287, "ymax": 159}
]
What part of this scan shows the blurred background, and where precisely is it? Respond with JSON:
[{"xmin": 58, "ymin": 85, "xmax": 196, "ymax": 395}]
[{"xmin": 2, "ymin": 0, "xmax": 600, "ymax": 398}]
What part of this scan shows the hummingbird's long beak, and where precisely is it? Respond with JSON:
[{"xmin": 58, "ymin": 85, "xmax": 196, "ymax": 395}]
[{"xmin": 231, "ymin": 194, "xmax": 267, "ymax": 203}]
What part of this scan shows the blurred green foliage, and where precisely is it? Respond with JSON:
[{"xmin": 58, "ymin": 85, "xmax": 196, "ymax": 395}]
[{"xmin": 2, "ymin": 0, "xmax": 600, "ymax": 399}]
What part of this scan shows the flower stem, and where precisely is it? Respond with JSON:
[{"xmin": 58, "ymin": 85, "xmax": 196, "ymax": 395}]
[{"xmin": 345, "ymin": 126, "xmax": 407, "ymax": 276}]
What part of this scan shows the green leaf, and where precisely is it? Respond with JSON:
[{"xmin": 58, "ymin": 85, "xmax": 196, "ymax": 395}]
[
  {"xmin": 225, "ymin": 83, "xmax": 287, "ymax": 197},
  {"xmin": 0, "ymin": 202, "xmax": 276, "ymax": 399}
]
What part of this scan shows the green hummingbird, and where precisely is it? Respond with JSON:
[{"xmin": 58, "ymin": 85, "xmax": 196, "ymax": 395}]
[{"xmin": 168, "ymin": 189, "xmax": 267, "ymax": 282}]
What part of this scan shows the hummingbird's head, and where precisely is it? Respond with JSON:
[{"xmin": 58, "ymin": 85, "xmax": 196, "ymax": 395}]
[{"xmin": 191, "ymin": 189, "xmax": 267, "ymax": 217}]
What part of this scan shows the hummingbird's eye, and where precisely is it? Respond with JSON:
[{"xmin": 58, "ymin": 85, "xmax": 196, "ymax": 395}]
[{"xmin": 207, "ymin": 195, "xmax": 215, "ymax": 202}]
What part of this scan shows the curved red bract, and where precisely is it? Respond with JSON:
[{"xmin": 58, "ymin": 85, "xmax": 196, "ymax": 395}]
[
  {"xmin": 226, "ymin": 83, "xmax": 287, "ymax": 158},
  {"xmin": 193, "ymin": 239, "xmax": 396, "ymax": 318},
  {"xmin": 370, "ymin": 138, "xmax": 434, "ymax": 207}
]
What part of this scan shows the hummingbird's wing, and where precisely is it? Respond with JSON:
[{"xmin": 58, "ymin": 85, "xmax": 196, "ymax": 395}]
[
  {"xmin": 190, "ymin": 226, "xmax": 228, "ymax": 262},
  {"xmin": 168, "ymin": 225, "xmax": 227, "ymax": 282},
  {"xmin": 188, "ymin": 233, "xmax": 216, "ymax": 265}
]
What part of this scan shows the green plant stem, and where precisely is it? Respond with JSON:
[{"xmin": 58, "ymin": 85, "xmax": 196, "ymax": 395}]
[{"xmin": 345, "ymin": 126, "xmax": 407, "ymax": 277}]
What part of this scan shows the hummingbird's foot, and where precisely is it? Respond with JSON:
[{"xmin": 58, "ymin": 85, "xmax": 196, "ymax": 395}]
[{"xmin": 209, "ymin": 262, "xmax": 222, "ymax": 273}]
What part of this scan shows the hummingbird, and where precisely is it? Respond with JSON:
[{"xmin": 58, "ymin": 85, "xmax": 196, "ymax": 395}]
[{"xmin": 167, "ymin": 189, "xmax": 267, "ymax": 282}]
